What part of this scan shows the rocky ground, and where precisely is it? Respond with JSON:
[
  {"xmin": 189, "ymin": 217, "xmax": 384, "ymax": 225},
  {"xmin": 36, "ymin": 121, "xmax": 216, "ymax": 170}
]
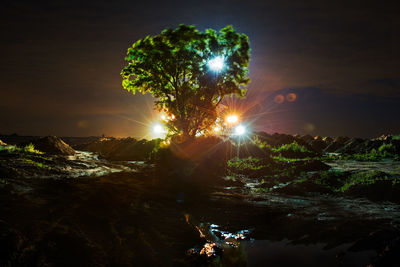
[{"xmin": 0, "ymin": 133, "xmax": 400, "ymax": 266}]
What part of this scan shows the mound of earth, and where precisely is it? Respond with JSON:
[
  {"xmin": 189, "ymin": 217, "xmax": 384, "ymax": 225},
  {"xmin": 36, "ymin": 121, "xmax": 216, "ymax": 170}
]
[
  {"xmin": 80, "ymin": 138, "xmax": 159, "ymax": 161},
  {"xmin": 31, "ymin": 136, "xmax": 75, "ymax": 155},
  {"xmin": 343, "ymin": 180, "xmax": 400, "ymax": 203}
]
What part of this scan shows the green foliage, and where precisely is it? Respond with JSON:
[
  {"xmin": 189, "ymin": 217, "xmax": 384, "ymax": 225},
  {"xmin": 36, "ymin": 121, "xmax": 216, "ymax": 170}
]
[
  {"xmin": 343, "ymin": 151, "xmax": 380, "ymax": 161},
  {"xmin": 338, "ymin": 142, "xmax": 398, "ymax": 161},
  {"xmin": 272, "ymin": 156, "xmax": 313, "ymax": 162},
  {"xmin": 227, "ymin": 157, "xmax": 265, "ymax": 171},
  {"xmin": 24, "ymin": 143, "xmax": 43, "ymax": 154},
  {"xmin": 272, "ymin": 141, "xmax": 311, "ymax": 154},
  {"xmin": 121, "ymin": 24, "xmax": 251, "ymax": 138},
  {"xmin": 0, "ymin": 143, "xmax": 43, "ymax": 155},
  {"xmin": 339, "ymin": 171, "xmax": 400, "ymax": 192},
  {"xmin": 270, "ymin": 141, "xmax": 315, "ymax": 159},
  {"xmin": 0, "ymin": 144, "xmax": 17, "ymax": 153},
  {"xmin": 293, "ymin": 175, "xmax": 308, "ymax": 185},
  {"xmin": 392, "ymin": 135, "xmax": 400, "ymax": 140},
  {"xmin": 251, "ymin": 136, "xmax": 271, "ymax": 149},
  {"xmin": 20, "ymin": 158, "xmax": 50, "ymax": 169},
  {"xmin": 378, "ymin": 143, "xmax": 396, "ymax": 155},
  {"xmin": 314, "ymin": 169, "xmax": 347, "ymax": 189}
]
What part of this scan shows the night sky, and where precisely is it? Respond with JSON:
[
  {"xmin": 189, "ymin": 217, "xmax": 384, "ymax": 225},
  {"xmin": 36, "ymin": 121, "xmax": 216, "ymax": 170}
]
[{"xmin": 1, "ymin": 0, "xmax": 399, "ymax": 138}]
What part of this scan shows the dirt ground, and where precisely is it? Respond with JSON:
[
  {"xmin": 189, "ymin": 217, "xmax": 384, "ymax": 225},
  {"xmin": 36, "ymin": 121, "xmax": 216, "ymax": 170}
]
[{"xmin": 2, "ymin": 164, "xmax": 400, "ymax": 266}]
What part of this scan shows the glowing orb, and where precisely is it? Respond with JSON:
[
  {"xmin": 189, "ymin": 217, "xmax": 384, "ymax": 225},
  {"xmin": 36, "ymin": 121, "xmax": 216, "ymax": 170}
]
[
  {"xmin": 153, "ymin": 124, "xmax": 164, "ymax": 134},
  {"xmin": 226, "ymin": 114, "xmax": 239, "ymax": 124},
  {"xmin": 234, "ymin": 125, "xmax": 246, "ymax": 135},
  {"xmin": 286, "ymin": 93, "xmax": 297, "ymax": 102},
  {"xmin": 207, "ymin": 56, "xmax": 225, "ymax": 72},
  {"xmin": 274, "ymin": 94, "xmax": 285, "ymax": 104},
  {"xmin": 151, "ymin": 123, "xmax": 167, "ymax": 138}
]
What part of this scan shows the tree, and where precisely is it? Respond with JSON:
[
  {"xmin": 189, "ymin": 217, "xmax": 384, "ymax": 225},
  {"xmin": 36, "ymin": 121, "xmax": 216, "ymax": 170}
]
[{"xmin": 121, "ymin": 24, "xmax": 250, "ymax": 140}]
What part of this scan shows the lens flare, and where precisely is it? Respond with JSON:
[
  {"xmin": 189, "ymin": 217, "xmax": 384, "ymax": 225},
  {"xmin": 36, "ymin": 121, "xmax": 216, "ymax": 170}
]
[
  {"xmin": 286, "ymin": 93, "xmax": 297, "ymax": 102},
  {"xmin": 226, "ymin": 114, "xmax": 239, "ymax": 124},
  {"xmin": 153, "ymin": 124, "xmax": 164, "ymax": 134},
  {"xmin": 274, "ymin": 94, "xmax": 285, "ymax": 104},
  {"xmin": 234, "ymin": 125, "xmax": 246, "ymax": 135},
  {"xmin": 207, "ymin": 56, "xmax": 225, "ymax": 72},
  {"xmin": 151, "ymin": 123, "xmax": 167, "ymax": 138}
]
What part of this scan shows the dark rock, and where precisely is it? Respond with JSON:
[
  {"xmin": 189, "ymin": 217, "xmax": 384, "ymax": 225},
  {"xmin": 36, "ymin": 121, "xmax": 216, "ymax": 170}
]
[
  {"xmin": 293, "ymin": 160, "xmax": 331, "ymax": 172},
  {"xmin": 359, "ymin": 139, "xmax": 384, "ymax": 153},
  {"xmin": 336, "ymin": 138, "xmax": 365, "ymax": 154},
  {"xmin": 300, "ymin": 135, "xmax": 314, "ymax": 143},
  {"xmin": 270, "ymin": 133, "xmax": 298, "ymax": 146},
  {"xmin": 322, "ymin": 137, "xmax": 333, "ymax": 144},
  {"xmin": 309, "ymin": 139, "xmax": 327, "ymax": 153},
  {"xmin": 333, "ymin": 136, "xmax": 350, "ymax": 144},
  {"xmin": 324, "ymin": 142, "xmax": 342, "ymax": 153},
  {"xmin": 314, "ymin": 136, "xmax": 323, "ymax": 141},
  {"xmin": 344, "ymin": 180, "xmax": 400, "ymax": 203}
]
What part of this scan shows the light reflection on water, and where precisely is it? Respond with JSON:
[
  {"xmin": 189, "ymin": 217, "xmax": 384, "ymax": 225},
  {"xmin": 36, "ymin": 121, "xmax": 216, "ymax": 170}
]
[
  {"xmin": 186, "ymin": 215, "xmax": 251, "ymax": 264},
  {"xmin": 242, "ymin": 239, "xmax": 376, "ymax": 267},
  {"xmin": 186, "ymin": 217, "xmax": 377, "ymax": 266}
]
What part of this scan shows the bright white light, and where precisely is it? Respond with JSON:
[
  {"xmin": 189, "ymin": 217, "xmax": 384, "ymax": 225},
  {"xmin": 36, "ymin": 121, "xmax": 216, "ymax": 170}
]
[
  {"xmin": 226, "ymin": 114, "xmax": 239, "ymax": 124},
  {"xmin": 153, "ymin": 124, "xmax": 164, "ymax": 134},
  {"xmin": 151, "ymin": 123, "xmax": 167, "ymax": 138},
  {"xmin": 234, "ymin": 125, "xmax": 246, "ymax": 135},
  {"xmin": 207, "ymin": 56, "xmax": 225, "ymax": 72}
]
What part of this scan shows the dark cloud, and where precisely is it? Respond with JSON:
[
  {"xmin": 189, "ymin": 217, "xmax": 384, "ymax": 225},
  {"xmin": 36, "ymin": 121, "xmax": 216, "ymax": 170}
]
[{"xmin": 1, "ymin": 0, "xmax": 399, "ymax": 137}]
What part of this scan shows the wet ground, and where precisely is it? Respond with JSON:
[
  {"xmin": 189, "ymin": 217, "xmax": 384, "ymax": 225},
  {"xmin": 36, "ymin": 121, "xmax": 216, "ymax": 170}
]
[
  {"xmin": 326, "ymin": 159, "xmax": 400, "ymax": 173},
  {"xmin": 1, "ymin": 156, "xmax": 400, "ymax": 266}
]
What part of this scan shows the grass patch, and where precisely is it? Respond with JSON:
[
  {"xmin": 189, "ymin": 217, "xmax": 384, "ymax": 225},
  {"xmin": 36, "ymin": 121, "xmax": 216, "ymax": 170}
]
[
  {"xmin": 271, "ymin": 141, "xmax": 316, "ymax": 158},
  {"xmin": 227, "ymin": 157, "xmax": 267, "ymax": 171},
  {"xmin": 392, "ymin": 135, "xmax": 400, "ymax": 141},
  {"xmin": 293, "ymin": 174, "xmax": 309, "ymax": 185},
  {"xmin": 339, "ymin": 171, "xmax": 400, "ymax": 192},
  {"xmin": 0, "ymin": 144, "xmax": 18, "ymax": 153},
  {"xmin": 273, "ymin": 156, "xmax": 314, "ymax": 162},
  {"xmin": 271, "ymin": 141, "xmax": 312, "ymax": 154},
  {"xmin": 325, "ymin": 143, "xmax": 399, "ymax": 161},
  {"xmin": 314, "ymin": 169, "xmax": 347, "ymax": 190},
  {"xmin": 0, "ymin": 143, "xmax": 43, "ymax": 155},
  {"xmin": 23, "ymin": 143, "xmax": 43, "ymax": 154},
  {"xmin": 20, "ymin": 158, "xmax": 51, "ymax": 169},
  {"xmin": 251, "ymin": 136, "xmax": 271, "ymax": 150}
]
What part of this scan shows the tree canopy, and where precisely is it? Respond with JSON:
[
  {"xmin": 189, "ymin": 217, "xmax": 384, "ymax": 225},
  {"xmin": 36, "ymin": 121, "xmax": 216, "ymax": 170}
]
[{"xmin": 121, "ymin": 24, "xmax": 250, "ymax": 139}]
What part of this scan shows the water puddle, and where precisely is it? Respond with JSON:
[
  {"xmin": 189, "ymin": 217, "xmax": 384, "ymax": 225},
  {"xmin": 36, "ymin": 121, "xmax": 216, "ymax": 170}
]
[
  {"xmin": 185, "ymin": 214, "xmax": 251, "ymax": 264},
  {"xmin": 184, "ymin": 214, "xmax": 379, "ymax": 266},
  {"xmin": 326, "ymin": 159, "xmax": 400, "ymax": 173},
  {"xmin": 242, "ymin": 239, "xmax": 376, "ymax": 267}
]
